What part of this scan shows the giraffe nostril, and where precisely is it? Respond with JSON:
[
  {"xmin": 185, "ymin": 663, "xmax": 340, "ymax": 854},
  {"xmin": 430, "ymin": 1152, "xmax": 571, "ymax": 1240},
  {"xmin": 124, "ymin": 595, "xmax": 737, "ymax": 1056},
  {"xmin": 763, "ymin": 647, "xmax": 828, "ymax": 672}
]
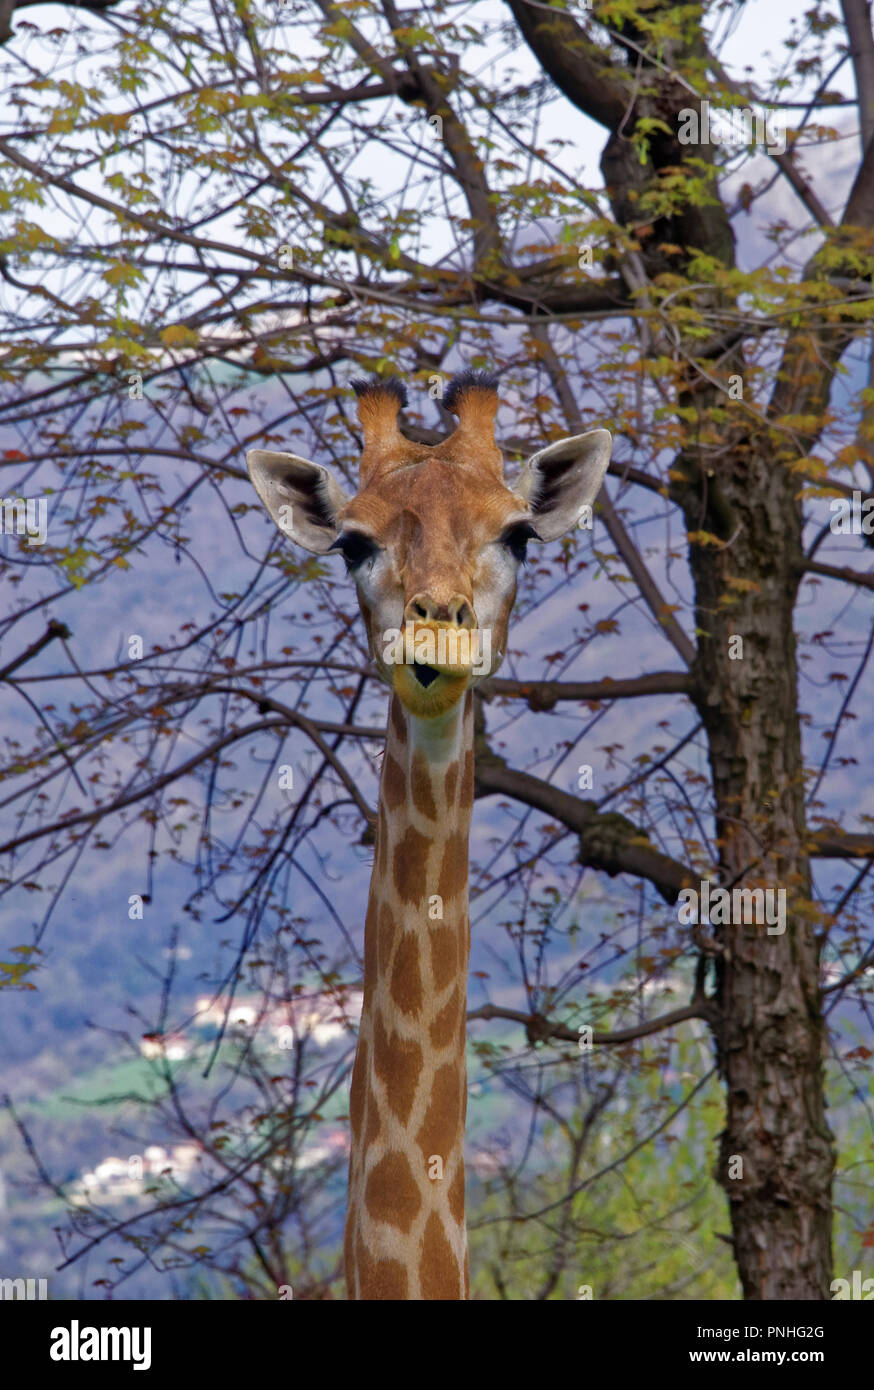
[{"xmin": 407, "ymin": 594, "xmax": 476, "ymax": 628}]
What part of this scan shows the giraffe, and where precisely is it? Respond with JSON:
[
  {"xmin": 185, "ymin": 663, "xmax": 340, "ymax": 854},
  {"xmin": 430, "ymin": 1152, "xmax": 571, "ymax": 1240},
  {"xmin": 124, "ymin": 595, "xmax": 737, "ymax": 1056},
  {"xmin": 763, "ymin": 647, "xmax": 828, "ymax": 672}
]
[{"xmin": 247, "ymin": 370, "xmax": 612, "ymax": 1299}]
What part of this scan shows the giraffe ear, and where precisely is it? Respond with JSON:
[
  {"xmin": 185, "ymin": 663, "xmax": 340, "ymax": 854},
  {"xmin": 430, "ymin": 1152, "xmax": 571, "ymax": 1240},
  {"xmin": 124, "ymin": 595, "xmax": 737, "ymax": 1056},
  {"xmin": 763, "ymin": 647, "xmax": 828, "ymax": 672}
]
[
  {"xmin": 514, "ymin": 429, "xmax": 612, "ymax": 542},
  {"xmin": 247, "ymin": 450, "xmax": 349, "ymax": 554}
]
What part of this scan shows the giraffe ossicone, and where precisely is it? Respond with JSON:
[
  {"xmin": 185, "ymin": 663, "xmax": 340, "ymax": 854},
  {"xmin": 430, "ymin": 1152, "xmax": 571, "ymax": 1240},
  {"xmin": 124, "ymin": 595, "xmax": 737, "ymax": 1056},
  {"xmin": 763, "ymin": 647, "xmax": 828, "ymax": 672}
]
[{"xmin": 247, "ymin": 370, "xmax": 611, "ymax": 1299}]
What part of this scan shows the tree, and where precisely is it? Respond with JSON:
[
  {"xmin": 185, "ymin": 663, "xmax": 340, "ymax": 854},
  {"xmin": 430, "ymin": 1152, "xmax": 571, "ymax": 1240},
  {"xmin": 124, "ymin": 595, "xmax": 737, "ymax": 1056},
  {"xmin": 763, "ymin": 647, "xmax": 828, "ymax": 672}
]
[{"xmin": 1, "ymin": 0, "xmax": 872, "ymax": 1300}]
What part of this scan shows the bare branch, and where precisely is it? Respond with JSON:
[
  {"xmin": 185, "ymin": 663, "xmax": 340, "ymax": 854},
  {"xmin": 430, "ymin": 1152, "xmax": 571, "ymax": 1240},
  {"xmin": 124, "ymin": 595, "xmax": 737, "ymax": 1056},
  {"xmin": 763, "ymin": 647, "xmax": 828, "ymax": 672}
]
[
  {"xmin": 478, "ymin": 670, "xmax": 693, "ymax": 708},
  {"xmin": 595, "ymin": 487, "xmax": 698, "ymax": 667},
  {"xmin": 0, "ymin": 620, "xmax": 71, "ymax": 681},
  {"xmin": 474, "ymin": 754, "xmax": 693, "ymax": 904},
  {"xmin": 505, "ymin": 0, "xmax": 632, "ymax": 132},
  {"xmin": 0, "ymin": 719, "xmax": 289, "ymax": 856},
  {"xmin": 802, "ymin": 558, "xmax": 874, "ymax": 591},
  {"xmin": 809, "ymin": 829, "xmax": 874, "ymax": 858},
  {"xmin": 467, "ymin": 999, "xmax": 714, "ymax": 1047}
]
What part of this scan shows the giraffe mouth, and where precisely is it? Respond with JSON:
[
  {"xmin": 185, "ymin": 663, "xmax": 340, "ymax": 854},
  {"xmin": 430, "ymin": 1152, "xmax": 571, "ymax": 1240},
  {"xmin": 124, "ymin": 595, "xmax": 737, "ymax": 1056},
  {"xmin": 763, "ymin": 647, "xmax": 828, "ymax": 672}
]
[
  {"xmin": 411, "ymin": 661, "xmax": 440, "ymax": 689},
  {"xmin": 392, "ymin": 659, "xmax": 468, "ymax": 717}
]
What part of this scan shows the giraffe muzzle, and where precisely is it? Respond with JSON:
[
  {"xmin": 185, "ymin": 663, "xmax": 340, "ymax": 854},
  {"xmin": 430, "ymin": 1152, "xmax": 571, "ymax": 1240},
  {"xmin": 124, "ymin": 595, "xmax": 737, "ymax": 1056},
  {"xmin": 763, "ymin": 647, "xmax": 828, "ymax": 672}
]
[{"xmin": 382, "ymin": 621, "xmax": 491, "ymax": 679}]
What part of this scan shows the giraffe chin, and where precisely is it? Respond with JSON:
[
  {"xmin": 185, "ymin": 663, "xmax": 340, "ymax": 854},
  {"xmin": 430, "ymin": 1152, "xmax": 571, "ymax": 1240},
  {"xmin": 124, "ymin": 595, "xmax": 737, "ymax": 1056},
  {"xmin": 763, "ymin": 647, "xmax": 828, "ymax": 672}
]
[{"xmin": 393, "ymin": 663, "xmax": 469, "ymax": 718}]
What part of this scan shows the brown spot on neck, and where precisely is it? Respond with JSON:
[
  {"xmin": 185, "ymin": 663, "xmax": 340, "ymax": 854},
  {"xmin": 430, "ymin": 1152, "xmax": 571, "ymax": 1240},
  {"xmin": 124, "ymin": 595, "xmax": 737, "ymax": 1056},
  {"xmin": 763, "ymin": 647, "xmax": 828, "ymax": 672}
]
[
  {"xmin": 354, "ymin": 1232, "xmax": 409, "ymax": 1300},
  {"xmin": 411, "ymin": 751, "xmax": 437, "ymax": 820},
  {"xmin": 372, "ymin": 1011, "xmax": 422, "ymax": 1123},
  {"xmin": 437, "ymin": 830, "xmax": 468, "ymax": 903},
  {"xmin": 376, "ymin": 899, "xmax": 396, "ymax": 975},
  {"xmin": 389, "ymin": 932, "xmax": 423, "ymax": 1015},
  {"xmin": 389, "ymin": 693, "xmax": 407, "ymax": 744},
  {"xmin": 349, "ymin": 1037, "xmax": 368, "ymax": 1136},
  {"xmin": 429, "ymin": 921, "xmax": 460, "ymax": 992},
  {"xmin": 365, "ymin": 1151, "xmax": 421, "ymax": 1232},
  {"xmin": 419, "ymin": 1212, "xmax": 463, "ymax": 1300},
  {"xmin": 393, "ymin": 825, "xmax": 430, "ymax": 905},
  {"xmin": 416, "ymin": 1063, "xmax": 464, "ymax": 1162},
  {"xmin": 382, "ymin": 752, "xmax": 405, "ymax": 811},
  {"xmin": 460, "ymin": 746, "xmax": 475, "ymax": 806},
  {"xmin": 363, "ymin": 1081, "xmax": 381, "ymax": 1148},
  {"xmin": 448, "ymin": 1162, "xmax": 465, "ymax": 1223},
  {"xmin": 429, "ymin": 985, "xmax": 461, "ymax": 1049}
]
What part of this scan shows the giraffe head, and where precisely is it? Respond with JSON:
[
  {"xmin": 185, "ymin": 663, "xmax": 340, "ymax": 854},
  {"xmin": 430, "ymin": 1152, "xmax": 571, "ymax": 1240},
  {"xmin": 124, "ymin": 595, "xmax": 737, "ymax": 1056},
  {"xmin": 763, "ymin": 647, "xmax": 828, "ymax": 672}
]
[{"xmin": 248, "ymin": 370, "xmax": 611, "ymax": 717}]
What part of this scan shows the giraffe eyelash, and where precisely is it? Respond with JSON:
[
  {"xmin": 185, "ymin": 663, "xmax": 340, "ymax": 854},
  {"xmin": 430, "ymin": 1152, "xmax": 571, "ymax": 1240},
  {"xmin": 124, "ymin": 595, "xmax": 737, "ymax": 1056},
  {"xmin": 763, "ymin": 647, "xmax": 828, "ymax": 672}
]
[
  {"xmin": 328, "ymin": 531, "xmax": 380, "ymax": 571},
  {"xmin": 500, "ymin": 521, "xmax": 540, "ymax": 565}
]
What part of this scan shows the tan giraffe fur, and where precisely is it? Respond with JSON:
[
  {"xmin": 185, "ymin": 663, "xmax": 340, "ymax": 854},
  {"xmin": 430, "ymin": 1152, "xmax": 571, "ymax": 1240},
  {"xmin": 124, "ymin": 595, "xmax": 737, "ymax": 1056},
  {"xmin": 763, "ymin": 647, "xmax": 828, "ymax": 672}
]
[
  {"xmin": 345, "ymin": 688, "xmax": 475, "ymax": 1298},
  {"xmin": 247, "ymin": 370, "xmax": 612, "ymax": 1299}
]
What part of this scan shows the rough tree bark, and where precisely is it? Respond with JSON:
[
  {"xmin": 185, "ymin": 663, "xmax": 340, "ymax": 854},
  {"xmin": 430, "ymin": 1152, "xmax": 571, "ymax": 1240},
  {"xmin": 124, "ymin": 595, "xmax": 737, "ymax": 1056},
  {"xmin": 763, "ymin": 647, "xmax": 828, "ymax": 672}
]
[
  {"xmin": 680, "ymin": 433, "xmax": 835, "ymax": 1299},
  {"xmin": 510, "ymin": 0, "xmax": 852, "ymax": 1297}
]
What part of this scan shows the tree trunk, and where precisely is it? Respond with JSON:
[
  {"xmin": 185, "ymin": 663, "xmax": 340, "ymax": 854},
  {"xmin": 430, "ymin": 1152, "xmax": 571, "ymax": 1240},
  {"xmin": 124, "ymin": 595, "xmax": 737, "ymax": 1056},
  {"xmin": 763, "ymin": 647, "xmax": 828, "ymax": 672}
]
[{"xmin": 677, "ymin": 440, "xmax": 836, "ymax": 1299}]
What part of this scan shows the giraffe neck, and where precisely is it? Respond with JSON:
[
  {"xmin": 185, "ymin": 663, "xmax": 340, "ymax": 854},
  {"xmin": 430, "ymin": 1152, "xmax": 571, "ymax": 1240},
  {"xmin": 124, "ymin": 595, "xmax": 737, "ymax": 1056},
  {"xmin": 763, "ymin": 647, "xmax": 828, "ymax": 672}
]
[{"xmin": 345, "ymin": 689, "xmax": 474, "ymax": 1300}]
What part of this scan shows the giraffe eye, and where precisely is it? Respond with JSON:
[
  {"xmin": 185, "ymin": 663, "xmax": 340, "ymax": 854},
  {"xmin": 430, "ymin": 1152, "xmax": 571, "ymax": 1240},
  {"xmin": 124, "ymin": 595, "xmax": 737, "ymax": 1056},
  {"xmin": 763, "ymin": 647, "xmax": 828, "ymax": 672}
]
[
  {"xmin": 500, "ymin": 521, "xmax": 539, "ymax": 564},
  {"xmin": 328, "ymin": 531, "xmax": 379, "ymax": 571}
]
